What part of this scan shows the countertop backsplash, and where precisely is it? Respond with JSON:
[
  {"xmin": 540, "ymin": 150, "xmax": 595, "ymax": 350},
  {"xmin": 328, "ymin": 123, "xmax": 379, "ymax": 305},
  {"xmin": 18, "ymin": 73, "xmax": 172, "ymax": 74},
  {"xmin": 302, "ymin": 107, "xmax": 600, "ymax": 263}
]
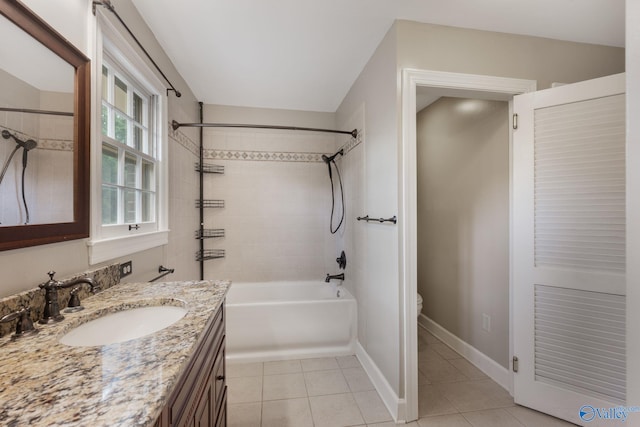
[{"xmin": 0, "ymin": 263, "xmax": 120, "ymax": 337}]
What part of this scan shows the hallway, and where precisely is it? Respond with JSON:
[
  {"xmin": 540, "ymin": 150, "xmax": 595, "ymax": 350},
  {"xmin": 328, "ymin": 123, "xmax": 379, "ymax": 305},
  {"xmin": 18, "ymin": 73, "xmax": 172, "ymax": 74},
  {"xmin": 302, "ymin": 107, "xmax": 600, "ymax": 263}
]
[{"xmin": 415, "ymin": 326, "xmax": 575, "ymax": 426}]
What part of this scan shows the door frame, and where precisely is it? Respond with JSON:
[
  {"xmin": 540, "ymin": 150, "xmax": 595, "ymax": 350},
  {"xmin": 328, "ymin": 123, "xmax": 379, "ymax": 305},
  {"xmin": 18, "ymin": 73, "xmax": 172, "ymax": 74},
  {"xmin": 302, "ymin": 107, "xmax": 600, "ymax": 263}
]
[{"xmin": 399, "ymin": 69, "xmax": 537, "ymax": 421}]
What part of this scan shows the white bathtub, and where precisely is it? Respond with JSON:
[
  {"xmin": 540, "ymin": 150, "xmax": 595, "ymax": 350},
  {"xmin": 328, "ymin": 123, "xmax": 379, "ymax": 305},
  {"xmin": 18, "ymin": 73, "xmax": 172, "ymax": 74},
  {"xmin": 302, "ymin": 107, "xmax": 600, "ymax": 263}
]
[{"xmin": 226, "ymin": 281, "xmax": 357, "ymax": 362}]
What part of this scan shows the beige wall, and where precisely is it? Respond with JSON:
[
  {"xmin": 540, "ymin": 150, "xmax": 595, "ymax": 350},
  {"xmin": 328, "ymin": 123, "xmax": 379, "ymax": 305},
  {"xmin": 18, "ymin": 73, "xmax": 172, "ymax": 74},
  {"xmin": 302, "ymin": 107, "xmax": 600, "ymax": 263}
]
[
  {"xmin": 334, "ymin": 104, "xmax": 366, "ymax": 348},
  {"xmin": 417, "ymin": 97, "xmax": 510, "ymax": 367},
  {"xmin": 337, "ymin": 19, "xmax": 625, "ymax": 404},
  {"xmin": 398, "ymin": 21, "xmax": 624, "ymax": 375},
  {"xmin": 337, "ymin": 23, "xmax": 401, "ymax": 395},
  {"xmin": 397, "ymin": 20, "xmax": 625, "ymax": 90},
  {"xmin": 204, "ymin": 104, "xmax": 335, "ymax": 129},
  {"xmin": 0, "ymin": 0, "xmax": 200, "ymax": 297}
]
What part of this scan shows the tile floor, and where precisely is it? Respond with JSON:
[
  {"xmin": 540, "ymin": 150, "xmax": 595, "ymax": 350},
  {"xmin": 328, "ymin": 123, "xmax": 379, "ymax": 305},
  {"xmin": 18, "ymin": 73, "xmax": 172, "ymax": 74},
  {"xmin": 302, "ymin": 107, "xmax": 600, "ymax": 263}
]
[
  {"xmin": 226, "ymin": 326, "xmax": 577, "ymax": 426},
  {"xmin": 227, "ymin": 354, "xmax": 391, "ymax": 427},
  {"xmin": 414, "ymin": 327, "xmax": 577, "ymax": 427}
]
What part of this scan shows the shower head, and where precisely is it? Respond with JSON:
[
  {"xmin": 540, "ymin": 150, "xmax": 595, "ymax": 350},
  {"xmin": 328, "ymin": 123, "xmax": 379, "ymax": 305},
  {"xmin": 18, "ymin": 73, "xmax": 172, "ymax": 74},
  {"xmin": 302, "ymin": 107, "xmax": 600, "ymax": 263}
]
[
  {"xmin": 0, "ymin": 130, "xmax": 38, "ymax": 224},
  {"xmin": 1, "ymin": 130, "xmax": 37, "ymax": 150},
  {"xmin": 22, "ymin": 139, "xmax": 37, "ymax": 151},
  {"xmin": 21, "ymin": 140, "xmax": 37, "ymax": 168},
  {"xmin": 322, "ymin": 149, "xmax": 344, "ymax": 164}
]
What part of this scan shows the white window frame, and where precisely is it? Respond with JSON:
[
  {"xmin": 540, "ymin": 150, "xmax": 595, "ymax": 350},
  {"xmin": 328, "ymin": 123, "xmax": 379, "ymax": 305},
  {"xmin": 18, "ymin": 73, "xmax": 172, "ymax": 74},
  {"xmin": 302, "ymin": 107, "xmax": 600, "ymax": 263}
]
[
  {"xmin": 87, "ymin": 12, "xmax": 169, "ymax": 265},
  {"xmin": 101, "ymin": 57, "xmax": 157, "ymax": 234}
]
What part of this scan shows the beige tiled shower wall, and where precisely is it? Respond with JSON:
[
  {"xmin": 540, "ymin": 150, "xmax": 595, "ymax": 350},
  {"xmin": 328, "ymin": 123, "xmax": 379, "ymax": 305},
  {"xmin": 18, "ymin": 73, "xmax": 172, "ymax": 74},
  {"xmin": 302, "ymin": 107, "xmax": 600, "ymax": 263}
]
[
  {"xmin": 198, "ymin": 104, "xmax": 342, "ymax": 283},
  {"xmin": 201, "ymin": 119, "xmax": 340, "ymax": 282},
  {"xmin": 0, "ymin": 70, "xmax": 74, "ymax": 226}
]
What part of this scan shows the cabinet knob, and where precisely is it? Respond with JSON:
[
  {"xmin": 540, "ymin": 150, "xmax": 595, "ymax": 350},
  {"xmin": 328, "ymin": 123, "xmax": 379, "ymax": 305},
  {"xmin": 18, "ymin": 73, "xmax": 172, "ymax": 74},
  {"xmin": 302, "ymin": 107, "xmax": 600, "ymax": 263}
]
[{"xmin": 216, "ymin": 375, "xmax": 225, "ymax": 381}]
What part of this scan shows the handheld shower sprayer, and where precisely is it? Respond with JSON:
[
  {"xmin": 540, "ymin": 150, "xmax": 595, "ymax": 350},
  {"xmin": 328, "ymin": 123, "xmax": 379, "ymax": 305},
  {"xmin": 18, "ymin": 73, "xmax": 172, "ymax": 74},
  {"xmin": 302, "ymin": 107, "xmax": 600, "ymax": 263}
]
[
  {"xmin": 322, "ymin": 149, "xmax": 343, "ymax": 179},
  {"xmin": 321, "ymin": 149, "xmax": 343, "ymax": 164},
  {"xmin": 2, "ymin": 130, "xmax": 37, "ymax": 152},
  {"xmin": 1, "ymin": 130, "xmax": 38, "ymax": 224},
  {"xmin": 323, "ymin": 149, "xmax": 345, "ymax": 234},
  {"xmin": 21, "ymin": 139, "xmax": 38, "ymax": 151}
]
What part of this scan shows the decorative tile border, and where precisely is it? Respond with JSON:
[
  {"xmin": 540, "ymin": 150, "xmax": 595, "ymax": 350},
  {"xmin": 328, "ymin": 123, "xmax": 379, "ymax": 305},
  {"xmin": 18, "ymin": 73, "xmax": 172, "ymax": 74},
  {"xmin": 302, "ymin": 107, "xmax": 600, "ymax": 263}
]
[
  {"xmin": 4, "ymin": 122, "xmax": 199, "ymax": 154},
  {"xmin": 173, "ymin": 126, "xmax": 364, "ymax": 163},
  {"xmin": 202, "ymin": 129, "xmax": 363, "ymax": 163},
  {"xmin": 168, "ymin": 122, "xmax": 199, "ymax": 157},
  {"xmin": 203, "ymin": 148, "xmax": 325, "ymax": 163},
  {"xmin": 2, "ymin": 122, "xmax": 200, "ymax": 154},
  {"xmin": 38, "ymin": 139, "xmax": 74, "ymax": 151},
  {"xmin": 339, "ymin": 128, "xmax": 364, "ymax": 155},
  {"xmin": 0, "ymin": 126, "xmax": 72, "ymax": 151}
]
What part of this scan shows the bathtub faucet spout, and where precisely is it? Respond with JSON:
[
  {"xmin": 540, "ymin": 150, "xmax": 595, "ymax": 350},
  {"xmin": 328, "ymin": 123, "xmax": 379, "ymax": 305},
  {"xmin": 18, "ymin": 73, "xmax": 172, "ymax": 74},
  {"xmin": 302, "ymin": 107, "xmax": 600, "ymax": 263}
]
[{"xmin": 325, "ymin": 273, "xmax": 345, "ymax": 283}]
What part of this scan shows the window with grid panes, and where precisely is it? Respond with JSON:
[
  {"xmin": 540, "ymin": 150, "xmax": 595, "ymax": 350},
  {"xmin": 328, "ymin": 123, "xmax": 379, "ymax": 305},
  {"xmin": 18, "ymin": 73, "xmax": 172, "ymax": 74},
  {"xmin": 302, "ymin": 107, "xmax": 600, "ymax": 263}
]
[
  {"xmin": 89, "ymin": 15, "xmax": 168, "ymax": 265},
  {"xmin": 100, "ymin": 58, "xmax": 157, "ymax": 234}
]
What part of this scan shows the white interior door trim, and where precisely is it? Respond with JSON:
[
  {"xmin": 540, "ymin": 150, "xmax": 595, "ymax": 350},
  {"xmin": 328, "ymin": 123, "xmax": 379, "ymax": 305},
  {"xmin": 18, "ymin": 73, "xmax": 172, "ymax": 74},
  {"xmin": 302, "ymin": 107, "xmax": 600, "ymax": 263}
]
[{"xmin": 400, "ymin": 68, "xmax": 537, "ymax": 422}]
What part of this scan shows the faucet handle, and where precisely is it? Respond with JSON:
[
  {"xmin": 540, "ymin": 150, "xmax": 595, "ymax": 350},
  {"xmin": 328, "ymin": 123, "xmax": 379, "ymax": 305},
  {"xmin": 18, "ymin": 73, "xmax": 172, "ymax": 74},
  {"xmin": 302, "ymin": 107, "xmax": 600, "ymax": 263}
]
[
  {"xmin": 90, "ymin": 281, "xmax": 101, "ymax": 294},
  {"xmin": 69, "ymin": 286, "xmax": 81, "ymax": 304},
  {"xmin": 40, "ymin": 271, "xmax": 60, "ymax": 290},
  {"xmin": 65, "ymin": 286, "xmax": 85, "ymax": 313},
  {"xmin": 336, "ymin": 251, "xmax": 347, "ymax": 269},
  {"xmin": 0, "ymin": 307, "xmax": 38, "ymax": 339}
]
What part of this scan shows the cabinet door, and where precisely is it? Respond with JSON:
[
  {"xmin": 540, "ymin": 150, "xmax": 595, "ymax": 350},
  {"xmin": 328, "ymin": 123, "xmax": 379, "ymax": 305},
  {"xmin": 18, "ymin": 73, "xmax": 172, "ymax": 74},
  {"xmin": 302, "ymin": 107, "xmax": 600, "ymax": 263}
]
[
  {"xmin": 195, "ymin": 377, "xmax": 213, "ymax": 427},
  {"xmin": 213, "ymin": 341, "xmax": 226, "ymax": 411},
  {"xmin": 164, "ymin": 303, "xmax": 226, "ymax": 427},
  {"xmin": 215, "ymin": 390, "xmax": 227, "ymax": 427}
]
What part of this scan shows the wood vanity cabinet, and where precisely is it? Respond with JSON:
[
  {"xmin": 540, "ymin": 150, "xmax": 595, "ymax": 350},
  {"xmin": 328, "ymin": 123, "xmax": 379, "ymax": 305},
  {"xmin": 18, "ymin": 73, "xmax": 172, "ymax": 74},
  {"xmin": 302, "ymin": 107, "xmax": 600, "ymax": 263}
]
[{"xmin": 155, "ymin": 302, "xmax": 226, "ymax": 427}]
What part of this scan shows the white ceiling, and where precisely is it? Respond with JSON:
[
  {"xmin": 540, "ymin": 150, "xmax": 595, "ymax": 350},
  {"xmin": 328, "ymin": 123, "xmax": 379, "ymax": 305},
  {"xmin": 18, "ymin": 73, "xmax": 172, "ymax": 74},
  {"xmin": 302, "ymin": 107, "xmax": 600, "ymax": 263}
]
[{"xmin": 131, "ymin": 0, "xmax": 624, "ymax": 113}]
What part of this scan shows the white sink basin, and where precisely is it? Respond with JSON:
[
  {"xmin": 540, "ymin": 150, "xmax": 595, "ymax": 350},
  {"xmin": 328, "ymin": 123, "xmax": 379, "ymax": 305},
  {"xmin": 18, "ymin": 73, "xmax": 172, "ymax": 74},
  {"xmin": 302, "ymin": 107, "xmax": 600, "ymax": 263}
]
[{"xmin": 60, "ymin": 305, "xmax": 187, "ymax": 347}]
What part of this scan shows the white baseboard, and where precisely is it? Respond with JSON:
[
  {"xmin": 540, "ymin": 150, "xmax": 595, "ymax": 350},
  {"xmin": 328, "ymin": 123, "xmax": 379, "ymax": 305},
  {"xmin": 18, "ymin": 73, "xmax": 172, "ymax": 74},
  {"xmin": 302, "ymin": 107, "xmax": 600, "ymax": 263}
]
[
  {"xmin": 418, "ymin": 314, "xmax": 512, "ymax": 394},
  {"xmin": 355, "ymin": 341, "xmax": 406, "ymax": 423},
  {"xmin": 226, "ymin": 345, "xmax": 355, "ymax": 364}
]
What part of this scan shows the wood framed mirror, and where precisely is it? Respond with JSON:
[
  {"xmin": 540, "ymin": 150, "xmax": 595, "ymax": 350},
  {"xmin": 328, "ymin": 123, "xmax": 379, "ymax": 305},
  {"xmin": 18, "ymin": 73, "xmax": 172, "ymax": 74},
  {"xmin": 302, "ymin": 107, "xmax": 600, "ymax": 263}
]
[{"xmin": 0, "ymin": 0, "xmax": 90, "ymax": 250}]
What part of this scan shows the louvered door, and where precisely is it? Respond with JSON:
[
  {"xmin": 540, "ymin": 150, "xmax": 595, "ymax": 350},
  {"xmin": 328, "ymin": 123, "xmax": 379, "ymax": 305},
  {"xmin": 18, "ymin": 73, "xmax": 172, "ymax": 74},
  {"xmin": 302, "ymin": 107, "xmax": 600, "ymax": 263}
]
[{"xmin": 513, "ymin": 73, "xmax": 626, "ymax": 426}]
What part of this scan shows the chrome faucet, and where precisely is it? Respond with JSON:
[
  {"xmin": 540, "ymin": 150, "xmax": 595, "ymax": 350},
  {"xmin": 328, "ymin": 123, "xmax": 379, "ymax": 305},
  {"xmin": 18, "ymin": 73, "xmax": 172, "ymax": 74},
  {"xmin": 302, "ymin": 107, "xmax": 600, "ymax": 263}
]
[
  {"xmin": 325, "ymin": 273, "xmax": 345, "ymax": 283},
  {"xmin": 39, "ymin": 271, "xmax": 100, "ymax": 324}
]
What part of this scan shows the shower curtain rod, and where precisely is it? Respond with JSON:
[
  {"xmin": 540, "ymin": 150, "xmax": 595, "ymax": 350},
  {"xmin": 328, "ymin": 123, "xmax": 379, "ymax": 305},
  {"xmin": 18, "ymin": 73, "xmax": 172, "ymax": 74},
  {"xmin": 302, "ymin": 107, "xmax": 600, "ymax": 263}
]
[
  {"xmin": 0, "ymin": 107, "xmax": 73, "ymax": 117},
  {"xmin": 92, "ymin": 0, "xmax": 182, "ymax": 98},
  {"xmin": 172, "ymin": 120, "xmax": 358, "ymax": 138}
]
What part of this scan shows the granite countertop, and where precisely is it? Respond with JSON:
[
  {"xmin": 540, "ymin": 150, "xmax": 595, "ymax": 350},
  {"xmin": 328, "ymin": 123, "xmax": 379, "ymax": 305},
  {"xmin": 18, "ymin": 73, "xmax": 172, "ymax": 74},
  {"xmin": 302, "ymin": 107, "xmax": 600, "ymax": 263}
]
[{"xmin": 0, "ymin": 279, "xmax": 230, "ymax": 427}]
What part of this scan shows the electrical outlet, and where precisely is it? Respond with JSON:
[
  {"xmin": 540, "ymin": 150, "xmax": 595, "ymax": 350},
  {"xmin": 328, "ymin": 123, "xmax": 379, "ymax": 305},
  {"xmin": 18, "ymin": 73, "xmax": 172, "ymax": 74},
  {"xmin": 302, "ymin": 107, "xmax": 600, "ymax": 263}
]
[
  {"xmin": 120, "ymin": 261, "xmax": 133, "ymax": 278},
  {"xmin": 482, "ymin": 314, "xmax": 491, "ymax": 332}
]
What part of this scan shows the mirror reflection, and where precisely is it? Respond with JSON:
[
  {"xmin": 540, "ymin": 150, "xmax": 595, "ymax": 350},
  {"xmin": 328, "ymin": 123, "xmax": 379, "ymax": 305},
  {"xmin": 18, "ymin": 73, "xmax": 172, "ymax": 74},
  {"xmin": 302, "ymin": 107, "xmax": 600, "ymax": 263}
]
[{"xmin": 0, "ymin": 12, "xmax": 74, "ymax": 226}]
